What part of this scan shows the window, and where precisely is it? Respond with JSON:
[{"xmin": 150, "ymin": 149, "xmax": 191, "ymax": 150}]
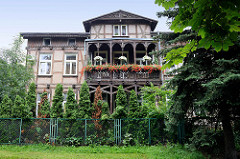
[
  {"xmin": 113, "ymin": 25, "xmax": 120, "ymax": 36},
  {"xmin": 64, "ymin": 54, "xmax": 77, "ymax": 75},
  {"xmin": 39, "ymin": 54, "xmax": 52, "ymax": 75},
  {"xmin": 43, "ymin": 38, "xmax": 51, "ymax": 46},
  {"xmin": 121, "ymin": 25, "xmax": 127, "ymax": 36},
  {"xmin": 68, "ymin": 38, "xmax": 76, "ymax": 46},
  {"xmin": 113, "ymin": 25, "xmax": 128, "ymax": 36}
]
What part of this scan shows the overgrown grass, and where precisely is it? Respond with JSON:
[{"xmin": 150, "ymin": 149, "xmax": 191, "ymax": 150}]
[{"xmin": 0, "ymin": 144, "xmax": 205, "ymax": 159}]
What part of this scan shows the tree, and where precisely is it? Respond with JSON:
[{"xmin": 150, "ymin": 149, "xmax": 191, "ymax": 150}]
[
  {"xmin": 39, "ymin": 91, "xmax": 50, "ymax": 118},
  {"xmin": 155, "ymin": 0, "xmax": 239, "ymax": 68},
  {"xmin": 26, "ymin": 82, "xmax": 36, "ymax": 117},
  {"xmin": 0, "ymin": 35, "xmax": 34, "ymax": 101},
  {"xmin": 111, "ymin": 85, "xmax": 127, "ymax": 119},
  {"xmin": 155, "ymin": 1, "xmax": 240, "ymax": 158},
  {"xmin": 78, "ymin": 81, "xmax": 91, "ymax": 119},
  {"xmin": 12, "ymin": 95, "xmax": 32, "ymax": 119},
  {"xmin": 92, "ymin": 86, "xmax": 103, "ymax": 119},
  {"xmin": 0, "ymin": 95, "xmax": 12, "ymax": 118},
  {"xmin": 92, "ymin": 86, "xmax": 103, "ymax": 131},
  {"xmin": 64, "ymin": 87, "xmax": 78, "ymax": 119},
  {"xmin": 51, "ymin": 84, "xmax": 63, "ymax": 118},
  {"xmin": 128, "ymin": 90, "xmax": 140, "ymax": 119}
]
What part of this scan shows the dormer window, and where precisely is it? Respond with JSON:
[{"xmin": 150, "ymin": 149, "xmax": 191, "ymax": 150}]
[
  {"xmin": 68, "ymin": 38, "xmax": 76, "ymax": 46},
  {"xmin": 113, "ymin": 25, "xmax": 120, "ymax": 36},
  {"xmin": 43, "ymin": 38, "xmax": 51, "ymax": 46},
  {"xmin": 121, "ymin": 25, "xmax": 127, "ymax": 36},
  {"xmin": 113, "ymin": 25, "xmax": 128, "ymax": 36}
]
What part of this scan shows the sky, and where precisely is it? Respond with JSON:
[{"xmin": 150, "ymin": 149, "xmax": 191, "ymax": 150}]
[{"xmin": 0, "ymin": 0, "xmax": 170, "ymax": 49}]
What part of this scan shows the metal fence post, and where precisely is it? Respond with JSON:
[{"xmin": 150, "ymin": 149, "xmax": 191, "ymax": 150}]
[
  {"xmin": 85, "ymin": 119, "xmax": 87, "ymax": 145},
  {"xmin": 148, "ymin": 118, "xmax": 151, "ymax": 145},
  {"xmin": 19, "ymin": 118, "xmax": 23, "ymax": 144},
  {"xmin": 120, "ymin": 119, "xmax": 121, "ymax": 144}
]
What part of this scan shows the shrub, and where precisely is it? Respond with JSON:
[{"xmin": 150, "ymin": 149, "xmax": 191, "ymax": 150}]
[
  {"xmin": 0, "ymin": 95, "xmax": 12, "ymax": 118},
  {"xmin": 111, "ymin": 85, "xmax": 127, "ymax": 119},
  {"xmin": 64, "ymin": 87, "xmax": 78, "ymax": 119},
  {"xmin": 79, "ymin": 81, "xmax": 91, "ymax": 119},
  {"xmin": 51, "ymin": 84, "xmax": 63, "ymax": 118},
  {"xmin": 26, "ymin": 82, "xmax": 36, "ymax": 117}
]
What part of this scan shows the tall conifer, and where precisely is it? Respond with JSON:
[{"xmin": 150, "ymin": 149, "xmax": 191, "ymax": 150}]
[
  {"xmin": 111, "ymin": 85, "xmax": 127, "ymax": 119},
  {"xmin": 0, "ymin": 95, "xmax": 12, "ymax": 118},
  {"xmin": 26, "ymin": 82, "xmax": 36, "ymax": 117},
  {"xmin": 78, "ymin": 81, "xmax": 91, "ymax": 118},
  {"xmin": 64, "ymin": 87, "xmax": 78, "ymax": 119},
  {"xmin": 51, "ymin": 84, "xmax": 63, "ymax": 118}
]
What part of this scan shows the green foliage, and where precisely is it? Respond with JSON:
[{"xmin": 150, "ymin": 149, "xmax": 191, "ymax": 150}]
[
  {"xmin": 155, "ymin": 0, "xmax": 240, "ymax": 68},
  {"xmin": 64, "ymin": 87, "xmax": 78, "ymax": 119},
  {"xmin": 0, "ymin": 95, "xmax": 12, "ymax": 118},
  {"xmin": 141, "ymin": 83, "xmax": 173, "ymax": 118},
  {"xmin": 78, "ymin": 81, "xmax": 91, "ymax": 119},
  {"xmin": 101, "ymin": 102, "xmax": 110, "ymax": 119},
  {"xmin": 128, "ymin": 90, "xmax": 140, "ymax": 118},
  {"xmin": 51, "ymin": 84, "xmax": 63, "ymax": 118},
  {"xmin": 187, "ymin": 127, "xmax": 224, "ymax": 155},
  {"xmin": 111, "ymin": 85, "xmax": 127, "ymax": 119},
  {"xmin": 12, "ymin": 95, "xmax": 32, "ymax": 119},
  {"xmin": 0, "ymin": 35, "xmax": 34, "ymax": 101},
  {"xmin": 39, "ymin": 92, "xmax": 50, "ymax": 118},
  {"xmin": 26, "ymin": 82, "xmax": 36, "ymax": 117}
]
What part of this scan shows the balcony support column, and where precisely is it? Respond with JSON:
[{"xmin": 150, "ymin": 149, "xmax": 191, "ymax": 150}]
[
  {"xmin": 133, "ymin": 42, "xmax": 136, "ymax": 64},
  {"xmin": 110, "ymin": 42, "xmax": 113, "ymax": 65},
  {"xmin": 110, "ymin": 84, "xmax": 113, "ymax": 114}
]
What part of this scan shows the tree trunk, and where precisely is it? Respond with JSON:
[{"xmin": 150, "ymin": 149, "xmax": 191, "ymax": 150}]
[{"xmin": 221, "ymin": 108, "xmax": 237, "ymax": 159}]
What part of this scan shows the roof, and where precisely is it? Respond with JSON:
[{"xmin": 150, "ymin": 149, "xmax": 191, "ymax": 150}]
[
  {"xmin": 20, "ymin": 32, "xmax": 89, "ymax": 39},
  {"xmin": 83, "ymin": 10, "xmax": 158, "ymax": 32}
]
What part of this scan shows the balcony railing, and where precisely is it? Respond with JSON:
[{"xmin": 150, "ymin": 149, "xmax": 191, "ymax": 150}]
[{"xmin": 86, "ymin": 70, "xmax": 160, "ymax": 81}]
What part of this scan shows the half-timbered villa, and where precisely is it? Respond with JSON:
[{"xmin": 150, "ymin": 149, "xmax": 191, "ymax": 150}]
[{"xmin": 21, "ymin": 10, "xmax": 163, "ymax": 115}]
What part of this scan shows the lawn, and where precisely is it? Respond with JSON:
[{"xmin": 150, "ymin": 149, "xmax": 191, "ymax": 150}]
[{"xmin": 0, "ymin": 144, "xmax": 205, "ymax": 159}]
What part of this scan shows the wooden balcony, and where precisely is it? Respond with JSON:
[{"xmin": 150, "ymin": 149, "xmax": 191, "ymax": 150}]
[{"xmin": 85, "ymin": 70, "xmax": 161, "ymax": 85}]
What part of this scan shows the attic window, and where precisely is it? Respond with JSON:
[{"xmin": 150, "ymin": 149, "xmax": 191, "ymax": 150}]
[
  {"xmin": 113, "ymin": 25, "xmax": 120, "ymax": 36},
  {"xmin": 68, "ymin": 38, "xmax": 76, "ymax": 46},
  {"xmin": 121, "ymin": 25, "xmax": 127, "ymax": 36},
  {"xmin": 43, "ymin": 38, "xmax": 51, "ymax": 46}
]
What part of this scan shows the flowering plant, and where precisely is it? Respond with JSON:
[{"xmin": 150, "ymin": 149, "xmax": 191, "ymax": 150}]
[
  {"xmin": 108, "ymin": 65, "xmax": 119, "ymax": 72},
  {"xmin": 85, "ymin": 64, "xmax": 162, "ymax": 74},
  {"xmin": 94, "ymin": 56, "xmax": 103, "ymax": 61},
  {"xmin": 118, "ymin": 56, "xmax": 127, "ymax": 61},
  {"xmin": 131, "ymin": 64, "xmax": 141, "ymax": 72},
  {"xmin": 119, "ymin": 65, "xmax": 130, "ymax": 71},
  {"xmin": 85, "ymin": 65, "xmax": 94, "ymax": 72},
  {"xmin": 142, "ymin": 55, "xmax": 152, "ymax": 62}
]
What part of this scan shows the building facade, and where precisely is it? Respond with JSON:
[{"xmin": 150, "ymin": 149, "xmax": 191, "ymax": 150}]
[{"xmin": 21, "ymin": 10, "xmax": 162, "ymax": 115}]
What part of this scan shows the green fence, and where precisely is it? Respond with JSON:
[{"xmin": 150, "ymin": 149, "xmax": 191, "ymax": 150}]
[{"xmin": 0, "ymin": 118, "xmax": 164, "ymax": 146}]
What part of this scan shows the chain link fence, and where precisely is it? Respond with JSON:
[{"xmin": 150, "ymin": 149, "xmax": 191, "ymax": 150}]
[{"xmin": 0, "ymin": 118, "xmax": 165, "ymax": 146}]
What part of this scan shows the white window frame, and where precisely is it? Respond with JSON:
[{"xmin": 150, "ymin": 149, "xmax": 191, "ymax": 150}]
[
  {"xmin": 43, "ymin": 38, "xmax": 51, "ymax": 46},
  {"xmin": 64, "ymin": 54, "xmax": 77, "ymax": 75},
  {"xmin": 38, "ymin": 54, "xmax": 52, "ymax": 75},
  {"xmin": 121, "ymin": 25, "xmax": 128, "ymax": 36},
  {"xmin": 68, "ymin": 38, "xmax": 76, "ymax": 46},
  {"xmin": 113, "ymin": 25, "xmax": 120, "ymax": 36}
]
